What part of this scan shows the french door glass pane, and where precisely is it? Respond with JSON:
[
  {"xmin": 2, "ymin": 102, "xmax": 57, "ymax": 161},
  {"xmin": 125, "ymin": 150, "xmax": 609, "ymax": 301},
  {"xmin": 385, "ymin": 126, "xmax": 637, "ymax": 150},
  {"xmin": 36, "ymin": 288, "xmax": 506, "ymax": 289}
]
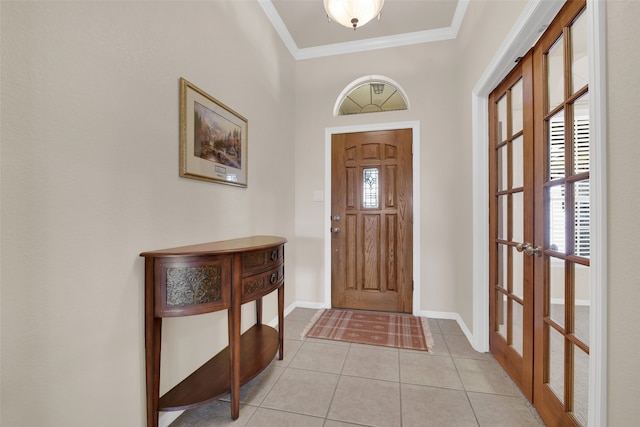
[
  {"xmin": 497, "ymin": 95, "xmax": 507, "ymax": 142},
  {"xmin": 513, "ymin": 249, "xmax": 524, "ymax": 299},
  {"xmin": 512, "ymin": 136, "xmax": 524, "ymax": 188},
  {"xmin": 512, "ymin": 191, "xmax": 524, "ymax": 243},
  {"xmin": 548, "ymin": 325, "xmax": 565, "ymax": 403},
  {"xmin": 571, "ymin": 11, "xmax": 588, "ymax": 93},
  {"xmin": 573, "ymin": 345, "xmax": 590, "ymax": 425},
  {"xmin": 512, "ymin": 301, "xmax": 523, "ymax": 356},
  {"xmin": 574, "ymin": 180, "xmax": 590, "ymax": 258},
  {"xmin": 497, "ymin": 244, "xmax": 507, "ymax": 290},
  {"xmin": 498, "ymin": 144, "xmax": 508, "ymax": 191},
  {"xmin": 548, "ymin": 184, "xmax": 566, "ymax": 253},
  {"xmin": 497, "ymin": 293, "xmax": 507, "ymax": 339},
  {"xmin": 511, "ymin": 79, "xmax": 524, "ymax": 134},
  {"xmin": 498, "ymin": 195, "xmax": 507, "ymax": 240},
  {"xmin": 549, "ymin": 259, "xmax": 565, "ymax": 328},
  {"xmin": 549, "ymin": 110, "xmax": 565, "ymax": 180},
  {"xmin": 547, "ymin": 36, "xmax": 565, "ymax": 112},
  {"xmin": 574, "ymin": 263, "xmax": 590, "ymax": 345},
  {"xmin": 573, "ymin": 93, "xmax": 590, "ymax": 174}
]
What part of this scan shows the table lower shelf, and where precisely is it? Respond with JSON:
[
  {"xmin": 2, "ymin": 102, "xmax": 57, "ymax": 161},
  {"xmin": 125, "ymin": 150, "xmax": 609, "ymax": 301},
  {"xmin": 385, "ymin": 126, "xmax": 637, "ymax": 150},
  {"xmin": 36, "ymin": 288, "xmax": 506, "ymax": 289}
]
[{"xmin": 158, "ymin": 324, "xmax": 279, "ymax": 411}]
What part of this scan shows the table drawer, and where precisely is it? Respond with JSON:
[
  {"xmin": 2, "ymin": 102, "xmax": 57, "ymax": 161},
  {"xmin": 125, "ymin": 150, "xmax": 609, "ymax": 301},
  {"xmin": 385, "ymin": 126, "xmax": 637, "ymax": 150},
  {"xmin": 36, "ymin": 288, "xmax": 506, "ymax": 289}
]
[
  {"xmin": 241, "ymin": 264, "xmax": 284, "ymax": 303},
  {"xmin": 241, "ymin": 244, "xmax": 284, "ymax": 276}
]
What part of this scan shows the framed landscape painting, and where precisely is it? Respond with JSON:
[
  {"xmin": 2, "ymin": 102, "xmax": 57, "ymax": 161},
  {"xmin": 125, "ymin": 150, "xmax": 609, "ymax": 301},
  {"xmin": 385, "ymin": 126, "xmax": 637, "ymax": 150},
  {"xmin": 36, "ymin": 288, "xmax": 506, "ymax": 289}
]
[{"xmin": 179, "ymin": 77, "xmax": 248, "ymax": 187}]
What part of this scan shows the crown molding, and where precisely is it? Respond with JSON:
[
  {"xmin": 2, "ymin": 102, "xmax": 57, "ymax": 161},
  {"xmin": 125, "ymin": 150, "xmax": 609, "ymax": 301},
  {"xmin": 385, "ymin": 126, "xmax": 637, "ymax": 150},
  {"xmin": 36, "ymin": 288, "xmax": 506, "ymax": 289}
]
[
  {"xmin": 259, "ymin": 0, "xmax": 470, "ymax": 60},
  {"xmin": 257, "ymin": 0, "xmax": 300, "ymax": 55}
]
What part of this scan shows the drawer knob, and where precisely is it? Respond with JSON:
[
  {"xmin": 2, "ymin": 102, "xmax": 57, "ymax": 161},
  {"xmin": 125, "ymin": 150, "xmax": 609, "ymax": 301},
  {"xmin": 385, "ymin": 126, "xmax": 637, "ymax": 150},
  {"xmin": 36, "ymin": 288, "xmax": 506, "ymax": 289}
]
[
  {"xmin": 270, "ymin": 273, "xmax": 278, "ymax": 284},
  {"xmin": 270, "ymin": 250, "xmax": 278, "ymax": 261}
]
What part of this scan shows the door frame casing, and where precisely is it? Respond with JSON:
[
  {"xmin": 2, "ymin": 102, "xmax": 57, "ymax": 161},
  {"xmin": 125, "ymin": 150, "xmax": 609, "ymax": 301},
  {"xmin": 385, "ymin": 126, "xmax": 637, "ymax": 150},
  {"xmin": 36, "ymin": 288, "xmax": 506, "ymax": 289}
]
[
  {"xmin": 324, "ymin": 121, "xmax": 421, "ymax": 315},
  {"xmin": 472, "ymin": 0, "xmax": 607, "ymax": 425}
]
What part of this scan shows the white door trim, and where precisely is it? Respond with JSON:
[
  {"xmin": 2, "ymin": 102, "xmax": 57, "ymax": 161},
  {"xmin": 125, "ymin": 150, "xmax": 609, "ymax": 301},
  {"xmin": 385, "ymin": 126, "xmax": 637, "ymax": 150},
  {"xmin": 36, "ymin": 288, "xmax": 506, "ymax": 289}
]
[
  {"xmin": 324, "ymin": 121, "xmax": 421, "ymax": 315},
  {"xmin": 471, "ymin": 1, "xmax": 607, "ymax": 425}
]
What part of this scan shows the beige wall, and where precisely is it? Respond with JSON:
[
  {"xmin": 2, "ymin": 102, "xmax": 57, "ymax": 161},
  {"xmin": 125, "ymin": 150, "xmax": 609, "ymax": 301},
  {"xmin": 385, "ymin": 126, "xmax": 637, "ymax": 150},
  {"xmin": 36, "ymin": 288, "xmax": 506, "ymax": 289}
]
[
  {"xmin": 606, "ymin": 1, "xmax": 640, "ymax": 424},
  {"xmin": 452, "ymin": 0, "xmax": 530, "ymax": 329},
  {"xmin": 1, "ymin": 1, "xmax": 295, "ymax": 425}
]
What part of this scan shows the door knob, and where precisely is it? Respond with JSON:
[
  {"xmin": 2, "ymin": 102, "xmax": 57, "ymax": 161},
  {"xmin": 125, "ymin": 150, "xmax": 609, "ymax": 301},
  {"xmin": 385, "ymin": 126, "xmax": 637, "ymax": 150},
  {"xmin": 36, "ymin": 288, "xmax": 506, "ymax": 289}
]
[
  {"xmin": 330, "ymin": 227, "xmax": 340, "ymax": 233},
  {"xmin": 331, "ymin": 215, "xmax": 341, "ymax": 221},
  {"xmin": 516, "ymin": 242, "xmax": 542, "ymax": 257}
]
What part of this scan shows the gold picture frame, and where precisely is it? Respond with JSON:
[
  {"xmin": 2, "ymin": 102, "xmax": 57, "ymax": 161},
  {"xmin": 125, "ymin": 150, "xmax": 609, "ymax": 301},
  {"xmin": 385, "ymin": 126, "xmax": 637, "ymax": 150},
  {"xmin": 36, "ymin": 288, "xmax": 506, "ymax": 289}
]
[{"xmin": 179, "ymin": 77, "xmax": 248, "ymax": 187}]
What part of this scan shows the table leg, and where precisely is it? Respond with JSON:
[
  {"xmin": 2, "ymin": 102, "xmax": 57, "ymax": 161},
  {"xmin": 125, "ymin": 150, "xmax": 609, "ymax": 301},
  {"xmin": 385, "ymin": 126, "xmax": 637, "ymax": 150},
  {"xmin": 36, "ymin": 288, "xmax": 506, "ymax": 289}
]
[
  {"xmin": 145, "ymin": 318, "xmax": 161, "ymax": 427},
  {"xmin": 256, "ymin": 298, "xmax": 262, "ymax": 326},
  {"xmin": 278, "ymin": 283, "xmax": 284, "ymax": 360},
  {"xmin": 229, "ymin": 253, "xmax": 242, "ymax": 420}
]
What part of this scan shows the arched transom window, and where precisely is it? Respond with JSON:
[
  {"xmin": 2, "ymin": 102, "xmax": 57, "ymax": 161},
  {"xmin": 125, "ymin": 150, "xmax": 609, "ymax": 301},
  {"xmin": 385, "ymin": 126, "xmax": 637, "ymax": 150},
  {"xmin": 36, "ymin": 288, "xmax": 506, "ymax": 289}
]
[{"xmin": 334, "ymin": 76, "xmax": 409, "ymax": 116}]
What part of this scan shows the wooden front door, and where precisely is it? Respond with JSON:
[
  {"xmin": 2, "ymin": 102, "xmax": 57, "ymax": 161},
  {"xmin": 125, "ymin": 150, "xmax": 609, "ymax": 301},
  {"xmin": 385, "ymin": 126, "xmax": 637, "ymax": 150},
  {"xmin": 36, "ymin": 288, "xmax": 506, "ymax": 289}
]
[
  {"xmin": 490, "ymin": 1, "xmax": 590, "ymax": 425},
  {"xmin": 330, "ymin": 129, "xmax": 413, "ymax": 313}
]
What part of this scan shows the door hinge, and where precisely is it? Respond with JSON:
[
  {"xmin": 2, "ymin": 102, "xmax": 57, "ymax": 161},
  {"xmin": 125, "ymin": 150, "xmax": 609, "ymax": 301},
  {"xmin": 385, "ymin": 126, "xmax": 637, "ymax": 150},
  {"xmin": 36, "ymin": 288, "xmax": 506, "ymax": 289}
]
[{"xmin": 412, "ymin": 280, "xmax": 414, "ymax": 291}]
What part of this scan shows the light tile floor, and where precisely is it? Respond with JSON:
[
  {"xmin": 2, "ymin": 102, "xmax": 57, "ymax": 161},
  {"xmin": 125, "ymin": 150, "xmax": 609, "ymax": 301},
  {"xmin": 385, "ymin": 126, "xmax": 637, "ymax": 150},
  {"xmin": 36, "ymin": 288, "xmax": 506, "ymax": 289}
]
[{"xmin": 171, "ymin": 308, "xmax": 545, "ymax": 426}]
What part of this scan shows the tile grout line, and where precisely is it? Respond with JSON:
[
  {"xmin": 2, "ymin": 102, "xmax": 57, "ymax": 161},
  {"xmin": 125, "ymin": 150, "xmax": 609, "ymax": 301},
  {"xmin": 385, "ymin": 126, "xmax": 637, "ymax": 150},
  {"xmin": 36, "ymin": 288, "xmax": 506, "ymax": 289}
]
[
  {"xmin": 439, "ymin": 322, "xmax": 484, "ymax": 427},
  {"xmin": 321, "ymin": 337, "xmax": 351, "ymax": 424},
  {"xmin": 450, "ymin": 352, "xmax": 482, "ymax": 426}
]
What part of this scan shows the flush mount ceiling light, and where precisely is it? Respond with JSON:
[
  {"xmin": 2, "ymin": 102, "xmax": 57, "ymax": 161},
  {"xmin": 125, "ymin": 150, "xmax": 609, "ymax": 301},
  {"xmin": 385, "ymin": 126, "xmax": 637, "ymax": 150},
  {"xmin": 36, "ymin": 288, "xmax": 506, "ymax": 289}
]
[{"xmin": 324, "ymin": 0, "xmax": 385, "ymax": 30}]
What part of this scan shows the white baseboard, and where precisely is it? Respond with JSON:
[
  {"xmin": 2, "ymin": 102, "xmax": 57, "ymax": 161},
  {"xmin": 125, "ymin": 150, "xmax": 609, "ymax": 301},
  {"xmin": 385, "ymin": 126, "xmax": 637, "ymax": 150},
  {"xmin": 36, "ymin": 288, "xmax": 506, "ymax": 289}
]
[
  {"xmin": 294, "ymin": 300, "xmax": 329, "ymax": 310},
  {"xmin": 266, "ymin": 300, "xmax": 327, "ymax": 327},
  {"xmin": 551, "ymin": 298, "xmax": 591, "ymax": 306},
  {"xmin": 419, "ymin": 310, "xmax": 479, "ymax": 352}
]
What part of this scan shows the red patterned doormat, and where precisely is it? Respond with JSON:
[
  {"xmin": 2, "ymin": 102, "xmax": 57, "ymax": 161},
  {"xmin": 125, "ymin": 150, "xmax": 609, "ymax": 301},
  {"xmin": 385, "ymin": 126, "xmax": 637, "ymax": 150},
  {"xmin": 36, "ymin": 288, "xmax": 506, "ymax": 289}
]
[{"xmin": 302, "ymin": 309, "xmax": 433, "ymax": 352}]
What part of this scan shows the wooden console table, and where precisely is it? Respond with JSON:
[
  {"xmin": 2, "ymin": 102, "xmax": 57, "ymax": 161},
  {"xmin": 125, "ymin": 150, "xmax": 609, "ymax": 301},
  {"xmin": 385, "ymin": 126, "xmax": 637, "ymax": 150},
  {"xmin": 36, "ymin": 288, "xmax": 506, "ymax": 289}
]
[{"xmin": 140, "ymin": 235, "xmax": 286, "ymax": 427}]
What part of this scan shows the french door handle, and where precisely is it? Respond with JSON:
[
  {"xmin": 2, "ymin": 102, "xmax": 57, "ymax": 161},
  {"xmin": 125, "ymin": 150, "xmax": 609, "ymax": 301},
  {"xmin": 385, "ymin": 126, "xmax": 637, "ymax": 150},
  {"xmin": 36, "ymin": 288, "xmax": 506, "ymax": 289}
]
[{"xmin": 516, "ymin": 242, "xmax": 542, "ymax": 257}]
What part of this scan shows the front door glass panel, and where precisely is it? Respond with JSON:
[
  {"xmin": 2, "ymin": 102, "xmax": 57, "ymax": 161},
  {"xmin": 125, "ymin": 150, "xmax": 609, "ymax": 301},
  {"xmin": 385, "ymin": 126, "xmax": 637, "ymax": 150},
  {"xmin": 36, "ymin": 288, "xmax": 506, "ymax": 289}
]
[{"xmin": 362, "ymin": 167, "xmax": 379, "ymax": 208}]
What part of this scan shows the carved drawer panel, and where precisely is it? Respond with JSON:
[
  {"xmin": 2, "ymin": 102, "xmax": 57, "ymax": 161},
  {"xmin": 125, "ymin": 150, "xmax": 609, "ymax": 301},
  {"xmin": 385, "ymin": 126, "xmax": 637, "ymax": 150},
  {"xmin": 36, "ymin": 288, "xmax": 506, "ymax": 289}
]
[
  {"xmin": 241, "ymin": 264, "xmax": 284, "ymax": 303},
  {"xmin": 241, "ymin": 244, "xmax": 284, "ymax": 276},
  {"xmin": 154, "ymin": 255, "xmax": 231, "ymax": 317}
]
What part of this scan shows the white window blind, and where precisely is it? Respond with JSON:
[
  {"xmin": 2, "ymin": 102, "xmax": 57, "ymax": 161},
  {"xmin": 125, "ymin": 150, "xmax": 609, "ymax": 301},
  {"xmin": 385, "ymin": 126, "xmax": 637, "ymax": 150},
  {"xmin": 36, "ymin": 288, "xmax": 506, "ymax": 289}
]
[
  {"xmin": 574, "ymin": 117, "xmax": 590, "ymax": 257},
  {"xmin": 548, "ymin": 116, "xmax": 590, "ymax": 257}
]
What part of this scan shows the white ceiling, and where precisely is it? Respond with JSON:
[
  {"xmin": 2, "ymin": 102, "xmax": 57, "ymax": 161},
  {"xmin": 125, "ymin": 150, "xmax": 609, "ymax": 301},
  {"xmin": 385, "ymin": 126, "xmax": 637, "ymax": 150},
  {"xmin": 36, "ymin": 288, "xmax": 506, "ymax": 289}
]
[{"xmin": 260, "ymin": 0, "xmax": 469, "ymax": 60}]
